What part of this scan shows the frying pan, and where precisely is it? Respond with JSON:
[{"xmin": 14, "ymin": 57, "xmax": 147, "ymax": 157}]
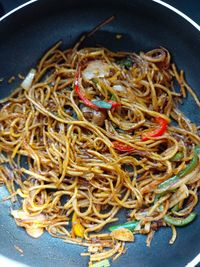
[{"xmin": 0, "ymin": 0, "xmax": 200, "ymax": 266}]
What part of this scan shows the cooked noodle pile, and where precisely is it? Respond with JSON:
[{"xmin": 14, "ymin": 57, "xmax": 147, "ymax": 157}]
[{"xmin": 0, "ymin": 42, "xmax": 200, "ymax": 265}]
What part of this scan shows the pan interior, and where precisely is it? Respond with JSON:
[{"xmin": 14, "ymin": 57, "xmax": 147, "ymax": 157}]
[{"xmin": 0, "ymin": 0, "xmax": 200, "ymax": 266}]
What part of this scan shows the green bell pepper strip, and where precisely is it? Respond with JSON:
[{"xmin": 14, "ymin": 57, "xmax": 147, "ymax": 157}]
[
  {"xmin": 171, "ymin": 204, "xmax": 180, "ymax": 212},
  {"xmin": 178, "ymin": 146, "xmax": 200, "ymax": 178},
  {"xmin": 108, "ymin": 220, "xmax": 139, "ymax": 232},
  {"xmin": 163, "ymin": 212, "xmax": 196, "ymax": 226},
  {"xmin": 170, "ymin": 152, "xmax": 184, "ymax": 162},
  {"xmin": 158, "ymin": 146, "xmax": 200, "ymax": 190},
  {"xmin": 195, "ymin": 146, "xmax": 200, "ymax": 153},
  {"xmin": 92, "ymin": 100, "xmax": 112, "ymax": 109},
  {"xmin": 158, "ymin": 175, "xmax": 178, "ymax": 190}
]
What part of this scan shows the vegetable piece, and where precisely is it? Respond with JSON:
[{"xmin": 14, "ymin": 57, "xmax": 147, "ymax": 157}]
[
  {"xmin": 169, "ymin": 184, "xmax": 189, "ymax": 209},
  {"xmin": 112, "ymin": 141, "xmax": 135, "ymax": 152},
  {"xmin": 11, "ymin": 209, "xmax": 46, "ymax": 222},
  {"xmin": 123, "ymin": 164, "xmax": 134, "ymax": 173},
  {"xmin": 108, "ymin": 100, "xmax": 121, "ymax": 108},
  {"xmin": 178, "ymin": 146, "xmax": 200, "ymax": 178},
  {"xmin": 91, "ymin": 259, "xmax": 110, "ymax": 267},
  {"xmin": 21, "ymin": 68, "xmax": 36, "ymax": 90},
  {"xmin": 142, "ymin": 117, "xmax": 168, "ymax": 141},
  {"xmin": 113, "ymin": 84, "xmax": 126, "ymax": 92},
  {"xmin": 116, "ymin": 57, "xmax": 133, "ymax": 69},
  {"xmin": 92, "ymin": 100, "xmax": 112, "ymax": 109},
  {"xmin": 11, "ymin": 209, "xmax": 46, "ymax": 238},
  {"xmin": 171, "ymin": 204, "xmax": 180, "ymax": 212},
  {"xmin": 109, "ymin": 220, "xmax": 139, "ymax": 232},
  {"xmin": 81, "ymin": 106, "xmax": 107, "ymax": 126},
  {"xmin": 110, "ymin": 93, "xmax": 117, "ymax": 100},
  {"xmin": 158, "ymin": 175, "xmax": 178, "ymax": 190},
  {"xmin": 75, "ymin": 66, "xmax": 99, "ymax": 110},
  {"xmin": 26, "ymin": 226, "xmax": 44, "ymax": 238},
  {"xmin": 170, "ymin": 152, "xmax": 184, "ymax": 162},
  {"xmin": 158, "ymin": 146, "xmax": 200, "ymax": 190},
  {"xmin": 195, "ymin": 145, "xmax": 200, "ymax": 153},
  {"xmin": 82, "ymin": 60, "xmax": 110, "ymax": 80},
  {"xmin": 163, "ymin": 212, "xmax": 196, "ymax": 226},
  {"xmin": 91, "ymin": 100, "xmax": 120, "ymax": 109},
  {"xmin": 111, "ymin": 228, "xmax": 134, "ymax": 242},
  {"xmin": 72, "ymin": 212, "xmax": 85, "ymax": 238},
  {"xmin": 75, "ymin": 66, "xmax": 120, "ymax": 110}
]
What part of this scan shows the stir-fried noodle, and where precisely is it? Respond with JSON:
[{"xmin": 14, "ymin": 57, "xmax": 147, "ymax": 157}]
[{"xmin": 0, "ymin": 40, "xmax": 200, "ymax": 265}]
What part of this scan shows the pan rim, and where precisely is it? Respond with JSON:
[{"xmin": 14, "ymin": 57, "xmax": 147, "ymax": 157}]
[
  {"xmin": 0, "ymin": 0, "xmax": 199, "ymax": 33},
  {"xmin": 0, "ymin": 0, "xmax": 199, "ymax": 266}
]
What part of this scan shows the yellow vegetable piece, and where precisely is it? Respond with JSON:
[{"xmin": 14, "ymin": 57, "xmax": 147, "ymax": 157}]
[
  {"xmin": 72, "ymin": 212, "xmax": 85, "ymax": 238},
  {"xmin": 111, "ymin": 227, "xmax": 134, "ymax": 242}
]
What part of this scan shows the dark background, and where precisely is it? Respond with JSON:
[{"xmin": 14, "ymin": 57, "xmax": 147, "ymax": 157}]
[{"xmin": 0, "ymin": 0, "xmax": 200, "ymax": 25}]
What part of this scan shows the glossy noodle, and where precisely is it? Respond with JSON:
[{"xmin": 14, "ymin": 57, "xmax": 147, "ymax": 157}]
[{"xmin": 0, "ymin": 42, "xmax": 200, "ymax": 266}]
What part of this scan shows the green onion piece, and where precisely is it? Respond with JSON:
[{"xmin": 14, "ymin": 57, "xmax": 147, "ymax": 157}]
[
  {"xmin": 110, "ymin": 94, "xmax": 117, "ymax": 101},
  {"xmin": 116, "ymin": 57, "xmax": 133, "ymax": 69},
  {"xmin": 108, "ymin": 220, "xmax": 139, "ymax": 232},
  {"xmin": 170, "ymin": 152, "xmax": 184, "ymax": 162},
  {"xmin": 163, "ymin": 212, "xmax": 196, "ymax": 226},
  {"xmin": 91, "ymin": 259, "xmax": 110, "ymax": 267},
  {"xmin": 92, "ymin": 100, "xmax": 112, "ymax": 109}
]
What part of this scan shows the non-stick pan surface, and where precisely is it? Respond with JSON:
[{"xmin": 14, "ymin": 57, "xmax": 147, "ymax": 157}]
[{"xmin": 0, "ymin": 0, "xmax": 200, "ymax": 266}]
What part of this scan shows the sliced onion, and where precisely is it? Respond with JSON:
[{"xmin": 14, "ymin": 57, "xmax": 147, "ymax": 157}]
[
  {"xmin": 146, "ymin": 230, "xmax": 155, "ymax": 247},
  {"xmin": 111, "ymin": 228, "xmax": 134, "ymax": 242},
  {"xmin": 113, "ymin": 84, "xmax": 126, "ymax": 92},
  {"xmin": 144, "ymin": 222, "xmax": 151, "ymax": 234},
  {"xmin": 169, "ymin": 184, "xmax": 189, "ymax": 208},
  {"xmin": 26, "ymin": 226, "xmax": 44, "ymax": 238},
  {"xmin": 82, "ymin": 60, "xmax": 110, "ymax": 80},
  {"xmin": 11, "ymin": 209, "xmax": 46, "ymax": 238},
  {"xmin": 134, "ymin": 222, "xmax": 141, "ymax": 231},
  {"xmin": 187, "ymin": 167, "xmax": 200, "ymax": 184},
  {"xmin": 156, "ymin": 165, "xmax": 200, "ymax": 194},
  {"xmin": 21, "ymin": 68, "xmax": 36, "ymax": 90},
  {"xmin": 11, "ymin": 209, "xmax": 46, "ymax": 222}
]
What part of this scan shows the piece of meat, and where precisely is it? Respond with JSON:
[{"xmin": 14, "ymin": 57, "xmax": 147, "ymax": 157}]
[{"xmin": 81, "ymin": 106, "xmax": 107, "ymax": 127}]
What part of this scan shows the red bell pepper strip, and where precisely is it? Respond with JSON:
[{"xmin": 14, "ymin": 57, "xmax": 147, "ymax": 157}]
[
  {"xmin": 113, "ymin": 116, "xmax": 168, "ymax": 151},
  {"xmin": 74, "ymin": 65, "xmax": 120, "ymax": 110},
  {"xmin": 141, "ymin": 117, "xmax": 168, "ymax": 141},
  {"xmin": 112, "ymin": 141, "xmax": 135, "ymax": 152},
  {"xmin": 108, "ymin": 100, "xmax": 121, "ymax": 108},
  {"xmin": 74, "ymin": 65, "xmax": 99, "ymax": 110}
]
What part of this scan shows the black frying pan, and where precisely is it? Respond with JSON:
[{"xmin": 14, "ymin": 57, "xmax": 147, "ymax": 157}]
[{"xmin": 0, "ymin": 1, "xmax": 200, "ymax": 266}]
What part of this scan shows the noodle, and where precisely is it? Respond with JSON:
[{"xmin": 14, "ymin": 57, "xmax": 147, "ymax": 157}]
[{"xmin": 0, "ymin": 41, "xmax": 200, "ymax": 266}]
